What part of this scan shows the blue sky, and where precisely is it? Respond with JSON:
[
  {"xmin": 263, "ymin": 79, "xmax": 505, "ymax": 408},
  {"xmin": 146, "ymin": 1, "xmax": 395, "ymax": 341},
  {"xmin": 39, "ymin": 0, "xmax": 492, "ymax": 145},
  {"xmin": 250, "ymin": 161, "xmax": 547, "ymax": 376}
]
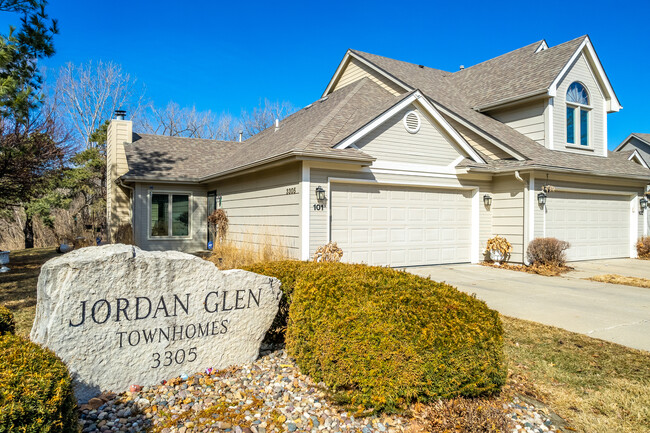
[{"xmin": 3, "ymin": 0, "xmax": 650, "ymax": 147}]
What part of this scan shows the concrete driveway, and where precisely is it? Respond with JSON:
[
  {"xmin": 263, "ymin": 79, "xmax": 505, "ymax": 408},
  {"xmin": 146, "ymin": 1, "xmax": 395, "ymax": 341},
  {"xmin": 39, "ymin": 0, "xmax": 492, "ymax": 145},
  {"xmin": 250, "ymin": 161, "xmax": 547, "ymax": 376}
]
[{"xmin": 406, "ymin": 259, "xmax": 650, "ymax": 352}]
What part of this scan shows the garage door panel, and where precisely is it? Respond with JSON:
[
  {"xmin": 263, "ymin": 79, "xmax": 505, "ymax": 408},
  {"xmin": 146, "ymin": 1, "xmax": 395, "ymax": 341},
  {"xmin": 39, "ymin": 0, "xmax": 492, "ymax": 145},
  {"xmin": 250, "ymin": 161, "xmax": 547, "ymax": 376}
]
[
  {"xmin": 546, "ymin": 192, "xmax": 629, "ymax": 261},
  {"xmin": 331, "ymin": 183, "xmax": 472, "ymax": 266}
]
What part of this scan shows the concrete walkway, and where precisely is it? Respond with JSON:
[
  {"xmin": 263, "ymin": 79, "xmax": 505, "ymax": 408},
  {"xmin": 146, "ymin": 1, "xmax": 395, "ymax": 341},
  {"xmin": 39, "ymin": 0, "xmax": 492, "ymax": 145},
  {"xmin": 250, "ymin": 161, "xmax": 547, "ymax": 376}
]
[{"xmin": 406, "ymin": 260, "xmax": 650, "ymax": 352}]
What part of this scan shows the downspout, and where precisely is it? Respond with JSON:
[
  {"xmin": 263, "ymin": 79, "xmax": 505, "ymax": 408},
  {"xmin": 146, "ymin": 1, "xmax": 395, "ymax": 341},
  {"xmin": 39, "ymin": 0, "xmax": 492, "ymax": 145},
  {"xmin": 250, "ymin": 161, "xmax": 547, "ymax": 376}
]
[
  {"xmin": 117, "ymin": 178, "xmax": 135, "ymax": 242},
  {"xmin": 514, "ymin": 171, "xmax": 530, "ymax": 265}
]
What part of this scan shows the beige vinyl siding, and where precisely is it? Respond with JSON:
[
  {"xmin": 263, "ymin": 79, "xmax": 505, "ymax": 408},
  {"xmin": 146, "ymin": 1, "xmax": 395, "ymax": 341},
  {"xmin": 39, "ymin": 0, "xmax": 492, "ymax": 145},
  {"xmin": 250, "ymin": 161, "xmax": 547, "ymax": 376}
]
[
  {"xmin": 357, "ymin": 105, "xmax": 463, "ymax": 166},
  {"xmin": 133, "ymin": 183, "xmax": 207, "ymax": 252},
  {"xmin": 332, "ymin": 57, "xmax": 404, "ymax": 95},
  {"xmin": 491, "ymin": 176, "xmax": 525, "ymax": 262},
  {"xmin": 445, "ymin": 118, "xmax": 511, "ymax": 160},
  {"xmin": 489, "ymin": 100, "xmax": 546, "ymax": 146},
  {"xmin": 106, "ymin": 120, "xmax": 132, "ymax": 242},
  {"xmin": 214, "ymin": 164, "xmax": 301, "ymax": 258},
  {"xmin": 620, "ymin": 138, "xmax": 650, "ymax": 167},
  {"xmin": 554, "ymin": 53, "xmax": 606, "ymax": 156}
]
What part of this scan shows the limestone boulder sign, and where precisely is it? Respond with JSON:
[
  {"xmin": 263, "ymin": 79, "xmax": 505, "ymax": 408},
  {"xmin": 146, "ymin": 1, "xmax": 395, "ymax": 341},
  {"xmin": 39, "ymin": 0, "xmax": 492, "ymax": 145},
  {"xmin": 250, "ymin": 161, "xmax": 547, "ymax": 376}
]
[{"xmin": 30, "ymin": 244, "xmax": 281, "ymax": 402}]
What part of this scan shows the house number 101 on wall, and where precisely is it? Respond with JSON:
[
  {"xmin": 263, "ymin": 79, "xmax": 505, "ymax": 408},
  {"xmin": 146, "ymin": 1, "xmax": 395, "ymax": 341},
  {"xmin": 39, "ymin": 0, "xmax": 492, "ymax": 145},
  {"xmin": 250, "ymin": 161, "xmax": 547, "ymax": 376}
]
[{"xmin": 313, "ymin": 204, "xmax": 325, "ymax": 211}]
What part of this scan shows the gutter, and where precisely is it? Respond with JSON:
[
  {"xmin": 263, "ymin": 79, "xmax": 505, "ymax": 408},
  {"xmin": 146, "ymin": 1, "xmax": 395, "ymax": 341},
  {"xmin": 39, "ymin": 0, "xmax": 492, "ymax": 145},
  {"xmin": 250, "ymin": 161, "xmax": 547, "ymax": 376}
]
[{"xmin": 466, "ymin": 166, "xmax": 650, "ymax": 182}]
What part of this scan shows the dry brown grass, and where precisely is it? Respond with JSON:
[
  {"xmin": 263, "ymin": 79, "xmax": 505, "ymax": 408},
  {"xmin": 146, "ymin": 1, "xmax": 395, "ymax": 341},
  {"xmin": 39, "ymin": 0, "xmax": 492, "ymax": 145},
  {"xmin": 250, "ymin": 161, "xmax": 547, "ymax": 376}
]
[
  {"xmin": 206, "ymin": 237, "xmax": 290, "ymax": 270},
  {"xmin": 4, "ymin": 249, "xmax": 649, "ymax": 432},
  {"xmin": 0, "ymin": 247, "xmax": 58, "ymax": 336},
  {"xmin": 407, "ymin": 397, "xmax": 512, "ymax": 432},
  {"xmin": 586, "ymin": 274, "xmax": 650, "ymax": 289},
  {"xmin": 481, "ymin": 261, "xmax": 573, "ymax": 276},
  {"xmin": 503, "ymin": 315, "xmax": 650, "ymax": 433}
]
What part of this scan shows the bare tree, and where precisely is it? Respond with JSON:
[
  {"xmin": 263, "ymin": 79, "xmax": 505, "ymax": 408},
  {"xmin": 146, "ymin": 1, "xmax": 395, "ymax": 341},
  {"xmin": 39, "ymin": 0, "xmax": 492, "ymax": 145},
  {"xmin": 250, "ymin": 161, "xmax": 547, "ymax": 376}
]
[
  {"xmin": 137, "ymin": 102, "xmax": 237, "ymax": 140},
  {"xmin": 239, "ymin": 98, "xmax": 295, "ymax": 139},
  {"xmin": 54, "ymin": 60, "xmax": 145, "ymax": 149}
]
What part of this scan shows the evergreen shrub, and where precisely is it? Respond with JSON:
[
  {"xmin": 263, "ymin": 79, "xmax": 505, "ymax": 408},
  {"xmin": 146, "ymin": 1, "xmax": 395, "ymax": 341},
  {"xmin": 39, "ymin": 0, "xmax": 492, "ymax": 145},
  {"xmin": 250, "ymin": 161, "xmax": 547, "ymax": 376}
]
[
  {"xmin": 244, "ymin": 261, "xmax": 313, "ymax": 344},
  {"xmin": 0, "ymin": 305, "xmax": 15, "ymax": 335},
  {"xmin": 251, "ymin": 261, "xmax": 506, "ymax": 412},
  {"xmin": 0, "ymin": 334, "xmax": 78, "ymax": 432}
]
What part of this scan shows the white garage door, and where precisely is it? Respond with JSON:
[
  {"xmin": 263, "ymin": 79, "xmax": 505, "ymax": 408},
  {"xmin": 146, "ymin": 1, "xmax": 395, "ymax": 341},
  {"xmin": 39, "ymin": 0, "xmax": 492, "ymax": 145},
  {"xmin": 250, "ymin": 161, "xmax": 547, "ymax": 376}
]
[
  {"xmin": 330, "ymin": 183, "xmax": 472, "ymax": 266},
  {"xmin": 546, "ymin": 192, "xmax": 630, "ymax": 261}
]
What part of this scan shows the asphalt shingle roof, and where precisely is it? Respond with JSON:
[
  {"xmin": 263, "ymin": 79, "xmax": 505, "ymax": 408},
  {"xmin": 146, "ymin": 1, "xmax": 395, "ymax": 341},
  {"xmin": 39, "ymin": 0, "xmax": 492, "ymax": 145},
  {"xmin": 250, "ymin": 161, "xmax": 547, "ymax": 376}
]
[
  {"xmin": 348, "ymin": 44, "xmax": 650, "ymax": 179},
  {"xmin": 123, "ymin": 38, "xmax": 650, "ymax": 182},
  {"xmin": 124, "ymin": 78, "xmax": 405, "ymax": 181}
]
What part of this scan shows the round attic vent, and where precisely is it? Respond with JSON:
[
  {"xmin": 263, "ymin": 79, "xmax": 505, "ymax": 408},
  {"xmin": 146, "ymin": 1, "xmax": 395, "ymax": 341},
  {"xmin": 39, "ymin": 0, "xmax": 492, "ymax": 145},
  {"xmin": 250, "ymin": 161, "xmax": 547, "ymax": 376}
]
[{"xmin": 403, "ymin": 111, "xmax": 421, "ymax": 133}]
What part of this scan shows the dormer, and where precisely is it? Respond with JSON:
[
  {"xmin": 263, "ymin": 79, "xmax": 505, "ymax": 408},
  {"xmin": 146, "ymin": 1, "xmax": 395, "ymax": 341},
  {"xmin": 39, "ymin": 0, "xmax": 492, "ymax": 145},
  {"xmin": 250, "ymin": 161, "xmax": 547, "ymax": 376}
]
[{"xmin": 548, "ymin": 38, "xmax": 620, "ymax": 157}]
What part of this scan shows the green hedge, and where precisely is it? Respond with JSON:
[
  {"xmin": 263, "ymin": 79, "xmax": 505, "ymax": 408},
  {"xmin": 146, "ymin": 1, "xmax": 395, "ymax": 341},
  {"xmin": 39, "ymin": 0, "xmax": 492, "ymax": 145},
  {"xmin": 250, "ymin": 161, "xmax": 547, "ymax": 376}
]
[
  {"xmin": 244, "ymin": 261, "xmax": 314, "ymax": 344},
  {"xmin": 251, "ymin": 261, "xmax": 506, "ymax": 412},
  {"xmin": 0, "ymin": 334, "xmax": 78, "ymax": 433},
  {"xmin": 0, "ymin": 305, "xmax": 15, "ymax": 335}
]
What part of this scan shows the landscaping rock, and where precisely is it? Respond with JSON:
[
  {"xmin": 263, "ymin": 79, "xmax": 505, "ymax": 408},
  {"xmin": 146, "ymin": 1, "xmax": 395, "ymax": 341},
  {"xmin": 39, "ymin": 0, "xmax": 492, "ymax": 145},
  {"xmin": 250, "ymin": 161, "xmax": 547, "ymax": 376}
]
[{"xmin": 30, "ymin": 244, "xmax": 282, "ymax": 402}]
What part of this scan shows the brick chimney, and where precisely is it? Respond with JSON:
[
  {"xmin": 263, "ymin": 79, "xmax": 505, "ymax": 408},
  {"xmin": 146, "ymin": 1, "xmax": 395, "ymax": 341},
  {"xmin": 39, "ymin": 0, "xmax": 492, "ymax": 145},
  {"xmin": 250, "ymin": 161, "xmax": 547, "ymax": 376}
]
[{"xmin": 106, "ymin": 110, "xmax": 133, "ymax": 243}]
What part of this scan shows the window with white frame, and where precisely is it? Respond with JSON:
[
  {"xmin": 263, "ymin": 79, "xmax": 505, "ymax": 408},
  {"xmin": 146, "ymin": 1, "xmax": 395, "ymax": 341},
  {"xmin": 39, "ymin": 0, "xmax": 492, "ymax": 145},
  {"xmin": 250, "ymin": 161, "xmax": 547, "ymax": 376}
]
[
  {"xmin": 566, "ymin": 82, "xmax": 590, "ymax": 146},
  {"xmin": 150, "ymin": 193, "xmax": 190, "ymax": 237}
]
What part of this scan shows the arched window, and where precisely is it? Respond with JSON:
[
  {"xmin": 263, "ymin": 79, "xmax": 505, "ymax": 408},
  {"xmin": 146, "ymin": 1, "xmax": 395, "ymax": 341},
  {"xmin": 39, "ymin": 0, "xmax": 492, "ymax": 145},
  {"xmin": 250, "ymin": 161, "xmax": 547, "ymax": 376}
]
[{"xmin": 566, "ymin": 82, "xmax": 590, "ymax": 146}]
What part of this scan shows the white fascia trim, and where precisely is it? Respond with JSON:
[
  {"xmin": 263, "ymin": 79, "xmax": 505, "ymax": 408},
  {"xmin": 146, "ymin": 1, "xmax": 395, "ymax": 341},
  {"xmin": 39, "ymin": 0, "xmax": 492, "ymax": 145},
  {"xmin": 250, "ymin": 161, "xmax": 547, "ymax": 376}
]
[
  {"xmin": 322, "ymin": 50, "xmax": 413, "ymax": 97},
  {"xmin": 628, "ymin": 150, "xmax": 649, "ymax": 169},
  {"xmin": 548, "ymin": 37, "xmax": 621, "ymax": 112},
  {"xmin": 322, "ymin": 52, "xmax": 352, "ymax": 98},
  {"xmin": 429, "ymin": 99, "xmax": 527, "ymax": 161},
  {"xmin": 301, "ymin": 163, "xmax": 310, "ymax": 260},
  {"xmin": 613, "ymin": 134, "xmax": 634, "ymax": 152},
  {"xmin": 535, "ymin": 40, "xmax": 548, "ymax": 53},
  {"xmin": 335, "ymin": 91, "xmax": 486, "ymax": 164},
  {"xmin": 554, "ymin": 186, "xmax": 638, "ymax": 196},
  {"xmin": 369, "ymin": 168, "xmax": 458, "ymax": 179},
  {"xmin": 614, "ymin": 134, "xmax": 650, "ymax": 152}
]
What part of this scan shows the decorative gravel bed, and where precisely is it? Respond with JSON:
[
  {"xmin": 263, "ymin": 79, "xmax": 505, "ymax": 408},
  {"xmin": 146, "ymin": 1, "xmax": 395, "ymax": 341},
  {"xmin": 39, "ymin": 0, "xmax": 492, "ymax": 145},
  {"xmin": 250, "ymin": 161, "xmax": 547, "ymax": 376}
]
[{"xmin": 79, "ymin": 349, "xmax": 562, "ymax": 433}]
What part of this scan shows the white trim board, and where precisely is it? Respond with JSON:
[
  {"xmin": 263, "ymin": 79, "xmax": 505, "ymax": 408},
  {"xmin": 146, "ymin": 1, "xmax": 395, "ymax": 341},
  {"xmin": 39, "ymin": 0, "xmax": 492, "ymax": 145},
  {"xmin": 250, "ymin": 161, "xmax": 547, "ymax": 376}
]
[
  {"xmin": 301, "ymin": 163, "xmax": 310, "ymax": 260},
  {"xmin": 628, "ymin": 150, "xmax": 649, "ymax": 169},
  {"xmin": 548, "ymin": 36, "xmax": 621, "ymax": 112},
  {"xmin": 334, "ymin": 91, "xmax": 486, "ymax": 164},
  {"xmin": 322, "ymin": 50, "xmax": 413, "ymax": 98}
]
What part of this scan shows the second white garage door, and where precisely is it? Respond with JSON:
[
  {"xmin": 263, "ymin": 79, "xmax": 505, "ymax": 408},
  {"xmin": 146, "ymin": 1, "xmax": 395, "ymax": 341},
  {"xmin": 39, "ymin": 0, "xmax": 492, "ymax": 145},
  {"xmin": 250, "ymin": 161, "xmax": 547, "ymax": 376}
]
[
  {"xmin": 545, "ymin": 192, "xmax": 630, "ymax": 261},
  {"xmin": 330, "ymin": 183, "xmax": 472, "ymax": 266}
]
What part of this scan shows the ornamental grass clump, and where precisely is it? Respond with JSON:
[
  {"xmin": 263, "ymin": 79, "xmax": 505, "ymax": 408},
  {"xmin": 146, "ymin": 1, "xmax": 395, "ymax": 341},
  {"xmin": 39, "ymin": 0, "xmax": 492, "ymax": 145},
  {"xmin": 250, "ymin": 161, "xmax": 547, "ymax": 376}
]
[
  {"xmin": 282, "ymin": 262, "xmax": 506, "ymax": 412},
  {"xmin": 0, "ymin": 334, "xmax": 78, "ymax": 432}
]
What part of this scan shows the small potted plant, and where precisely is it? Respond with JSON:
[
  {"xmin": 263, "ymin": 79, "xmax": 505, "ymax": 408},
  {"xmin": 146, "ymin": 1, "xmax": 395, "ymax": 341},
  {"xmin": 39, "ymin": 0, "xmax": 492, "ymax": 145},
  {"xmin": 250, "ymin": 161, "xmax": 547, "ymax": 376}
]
[
  {"xmin": 486, "ymin": 235, "xmax": 512, "ymax": 266},
  {"xmin": 0, "ymin": 250, "xmax": 9, "ymax": 273}
]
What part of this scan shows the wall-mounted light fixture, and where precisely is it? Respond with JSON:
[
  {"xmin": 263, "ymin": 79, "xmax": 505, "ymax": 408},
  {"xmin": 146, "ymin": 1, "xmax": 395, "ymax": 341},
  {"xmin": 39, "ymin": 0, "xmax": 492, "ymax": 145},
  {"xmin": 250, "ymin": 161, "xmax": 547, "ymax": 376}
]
[
  {"xmin": 537, "ymin": 192, "xmax": 547, "ymax": 207},
  {"xmin": 640, "ymin": 197, "xmax": 648, "ymax": 215},
  {"xmin": 483, "ymin": 194, "xmax": 492, "ymax": 207},
  {"xmin": 315, "ymin": 186, "xmax": 326, "ymax": 201}
]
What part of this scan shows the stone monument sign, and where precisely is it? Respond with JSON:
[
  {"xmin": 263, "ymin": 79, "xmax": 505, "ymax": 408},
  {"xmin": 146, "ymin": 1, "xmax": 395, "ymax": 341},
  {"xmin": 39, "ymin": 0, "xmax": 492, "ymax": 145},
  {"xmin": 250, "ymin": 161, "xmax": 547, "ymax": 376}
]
[{"xmin": 30, "ymin": 244, "xmax": 281, "ymax": 402}]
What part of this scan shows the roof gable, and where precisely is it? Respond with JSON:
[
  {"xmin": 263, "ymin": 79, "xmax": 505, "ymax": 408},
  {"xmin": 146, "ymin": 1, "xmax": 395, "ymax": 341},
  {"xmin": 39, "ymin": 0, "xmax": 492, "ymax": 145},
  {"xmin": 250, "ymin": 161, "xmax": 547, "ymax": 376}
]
[
  {"xmin": 548, "ymin": 36, "xmax": 621, "ymax": 112},
  {"xmin": 334, "ymin": 90, "xmax": 485, "ymax": 164}
]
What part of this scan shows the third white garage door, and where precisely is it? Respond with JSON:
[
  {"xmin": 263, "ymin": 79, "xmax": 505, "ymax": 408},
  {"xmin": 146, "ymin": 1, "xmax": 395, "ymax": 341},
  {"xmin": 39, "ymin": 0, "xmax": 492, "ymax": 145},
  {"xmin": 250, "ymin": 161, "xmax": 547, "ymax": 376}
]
[
  {"xmin": 545, "ymin": 192, "xmax": 630, "ymax": 261},
  {"xmin": 330, "ymin": 183, "xmax": 472, "ymax": 266}
]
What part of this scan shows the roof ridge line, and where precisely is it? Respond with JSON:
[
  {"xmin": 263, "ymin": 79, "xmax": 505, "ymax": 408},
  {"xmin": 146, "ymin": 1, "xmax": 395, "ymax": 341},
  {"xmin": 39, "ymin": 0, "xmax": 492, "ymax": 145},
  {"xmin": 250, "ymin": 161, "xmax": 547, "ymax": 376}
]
[{"xmin": 455, "ymin": 40, "xmax": 543, "ymax": 74}]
